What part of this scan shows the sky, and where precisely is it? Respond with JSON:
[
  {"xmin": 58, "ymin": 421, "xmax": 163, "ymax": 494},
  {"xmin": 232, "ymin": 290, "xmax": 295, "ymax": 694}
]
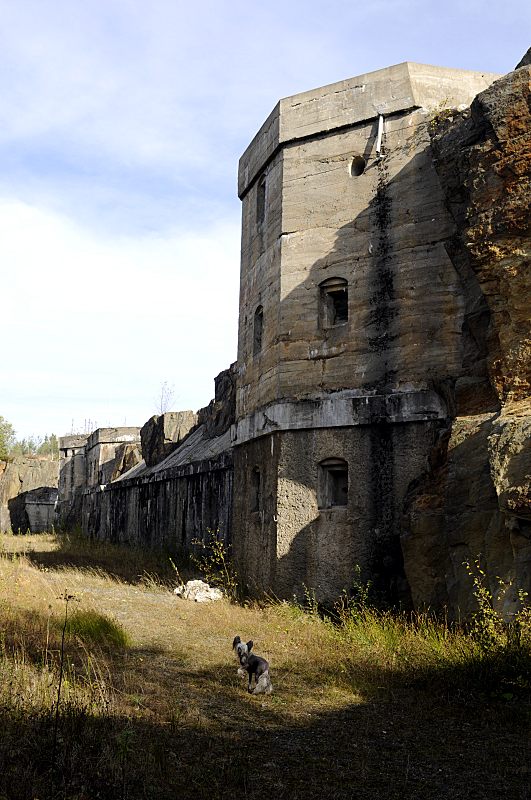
[{"xmin": 1, "ymin": 0, "xmax": 529, "ymax": 440}]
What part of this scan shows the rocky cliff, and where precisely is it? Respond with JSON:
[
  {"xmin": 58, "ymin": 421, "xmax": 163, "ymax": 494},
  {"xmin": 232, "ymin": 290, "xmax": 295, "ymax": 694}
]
[
  {"xmin": 0, "ymin": 457, "xmax": 59, "ymax": 532},
  {"xmin": 402, "ymin": 58, "xmax": 530, "ymax": 618},
  {"xmin": 140, "ymin": 411, "xmax": 198, "ymax": 468}
]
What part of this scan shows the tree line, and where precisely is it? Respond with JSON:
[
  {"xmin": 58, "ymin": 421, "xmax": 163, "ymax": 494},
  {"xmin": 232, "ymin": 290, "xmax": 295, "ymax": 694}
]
[{"xmin": 0, "ymin": 416, "xmax": 59, "ymax": 461}]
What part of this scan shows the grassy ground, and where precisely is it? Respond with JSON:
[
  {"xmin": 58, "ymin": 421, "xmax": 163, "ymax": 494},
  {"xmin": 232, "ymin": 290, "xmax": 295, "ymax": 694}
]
[{"xmin": 0, "ymin": 532, "xmax": 529, "ymax": 800}]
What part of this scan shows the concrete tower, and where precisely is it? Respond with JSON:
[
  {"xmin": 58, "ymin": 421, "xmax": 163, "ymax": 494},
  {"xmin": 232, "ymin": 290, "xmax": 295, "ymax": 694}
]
[{"xmin": 231, "ymin": 62, "xmax": 499, "ymax": 601}]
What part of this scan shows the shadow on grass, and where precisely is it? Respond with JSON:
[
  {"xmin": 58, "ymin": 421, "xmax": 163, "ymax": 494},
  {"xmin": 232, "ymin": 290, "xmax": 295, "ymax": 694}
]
[
  {"xmin": 0, "ymin": 660, "xmax": 529, "ymax": 800},
  {"xmin": 1, "ymin": 614, "xmax": 529, "ymax": 800},
  {"xmin": 1, "ymin": 542, "xmax": 530, "ymax": 799},
  {"xmin": 16, "ymin": 531, "xmax": 194, "ymax": 585}
]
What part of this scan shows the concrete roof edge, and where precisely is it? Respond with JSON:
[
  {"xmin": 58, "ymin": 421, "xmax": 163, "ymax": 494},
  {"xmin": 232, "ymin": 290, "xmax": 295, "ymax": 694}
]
[{"xmin": 238, "ymin": 61, "xmax": 502, "ymax": 198}]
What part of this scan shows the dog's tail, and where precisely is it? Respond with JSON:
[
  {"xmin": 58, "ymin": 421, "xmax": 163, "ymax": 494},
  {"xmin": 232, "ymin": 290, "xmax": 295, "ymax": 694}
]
[{"xmin": 252, "ymin": 670, "xmax": 273, "ymax": 695}]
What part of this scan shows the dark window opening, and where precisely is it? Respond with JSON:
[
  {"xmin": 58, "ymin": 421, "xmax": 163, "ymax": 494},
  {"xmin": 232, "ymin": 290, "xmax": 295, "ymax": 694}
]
[
  {"xmin": 319, "ymin": 277, "xmax": 348, "ymax": 328},
  {"xmin": 318, "ymin": 458, "xmax": 348, "ymax": 509},
  {"xmin": 253, "ymin": 305, "xmax": 263, "ymax": 356},
  {"xmin": 329, "ymin": 289, "xmax": 348, "ymax": 323},
  {"xmin": 256, "ymin": 174, "xmax": 266, "ymax": 226},
  {"xmin": 250, "ymin": 467, "xmax": 261, "ymax": 512}
]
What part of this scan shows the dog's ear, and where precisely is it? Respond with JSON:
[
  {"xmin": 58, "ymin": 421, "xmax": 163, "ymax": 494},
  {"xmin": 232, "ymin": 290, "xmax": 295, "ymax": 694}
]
[
  {"xmin": 246, "ymin": 640, "xmax": 253, "ymax": 652},
  {"xmin": 232, "ymin": 636, "xmax": 241, "ymax": 650}
]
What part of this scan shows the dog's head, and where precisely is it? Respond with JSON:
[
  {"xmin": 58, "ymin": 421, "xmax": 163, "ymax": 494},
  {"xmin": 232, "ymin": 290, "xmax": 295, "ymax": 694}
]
[{"xmin": 232, "ymin": 635, "xmax": 253, "ymax": 666}]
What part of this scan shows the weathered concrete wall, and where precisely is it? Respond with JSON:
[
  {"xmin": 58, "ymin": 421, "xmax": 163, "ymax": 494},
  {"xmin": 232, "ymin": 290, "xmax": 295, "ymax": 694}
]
[
  {"xmin": 232, "ymin": 434, "xmax": 280, "ymax": 593},
  {"xmin": 236, "ymin": 149, "xmax": 283, "ymax": 420},
  {"xmin": 276, "ymin": 113, "xmax": 461, "ymax": 399},
  {"xmin": 86, "ymin": 427, "xmax": 141, "ymax": 487},
  {"xmin": 82, "ymin": 453, "xmax": 233, "ymax": 551},
  {"xmin": 58, "ymin": 434, "xmax": 88, "ymax": 528},
  {"xmin": 25, "ymin": 487, "xmax": 58, "ymax": 533},
  {"xmin": 232, "ymin": 390, "xmax": 447, "ymax": 445},
  {"xmin": 238, "ymin": 62, "xmax": 499, "ymax": 197},
  {"xmin": 80, "ymin": 369, "xmax": 236, "ymax": 550},
  {"xmin": 233, "ymin": 422, "xmax": 443, "ymax": 603},
  {"xmin": 0, "ymin": 457, "xmax": 59, "ymax": 532},
  {"xmin": 236, "ymin": 63, "xmax": 500, "ymax": 421},
  {"xmin": 59, "ymin": 431, "xmax": 143, "ymax": 529}
]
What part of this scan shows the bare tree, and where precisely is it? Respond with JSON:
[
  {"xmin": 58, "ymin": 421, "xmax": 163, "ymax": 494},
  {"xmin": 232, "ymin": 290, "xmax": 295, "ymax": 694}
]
[{"xmin": 156, "ymin": 381, "xmax": 175, "ymax": 415}]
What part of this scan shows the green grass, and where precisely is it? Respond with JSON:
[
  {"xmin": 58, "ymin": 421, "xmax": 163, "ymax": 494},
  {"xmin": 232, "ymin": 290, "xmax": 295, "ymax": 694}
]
[{"xmin": 64, "ymin": 609, "xmax": 131, "ymax": 650}]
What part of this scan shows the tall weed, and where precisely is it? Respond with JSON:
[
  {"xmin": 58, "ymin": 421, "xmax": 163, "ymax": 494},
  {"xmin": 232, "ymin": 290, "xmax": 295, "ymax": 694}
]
[
  {"xmin": 465, "ymin": 558, "xmax": 531, "ymax": 652},
  {"xmin": 191, "ymin": 530, "xmax": 239, "ymax": 601}
]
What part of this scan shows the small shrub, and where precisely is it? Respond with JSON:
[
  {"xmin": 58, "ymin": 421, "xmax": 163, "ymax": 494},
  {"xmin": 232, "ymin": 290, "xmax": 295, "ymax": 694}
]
[
  {"xmin": 465, "ymin": 559, "xmax": 506, "ymax": 651},
  {"xmin": 296, "ymin": 584, "xmax": 319, "ymax": 616},
  {"xmin": 191, "ymin": 530, "xmax": 239, "ymax": 601},
  {"xmin": 465, "ymin": 558, "xmax": 531, "ymax": 653},
  {"xmin": 428, "ymin": 98, "xmax": 456, "ymax": 133},
  {"xmin": 333, "ymin": 565, "xmax": 373, "ymax": 623}
]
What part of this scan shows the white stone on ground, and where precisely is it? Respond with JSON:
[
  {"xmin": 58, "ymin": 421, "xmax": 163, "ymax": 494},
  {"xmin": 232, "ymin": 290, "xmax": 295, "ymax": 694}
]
[{"xmin": 174, "ymin": 579, "xmax": 223, "ymax": 602}]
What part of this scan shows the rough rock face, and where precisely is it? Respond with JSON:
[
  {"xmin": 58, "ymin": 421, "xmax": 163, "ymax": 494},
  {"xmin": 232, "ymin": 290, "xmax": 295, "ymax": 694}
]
[
  {"xmin": 402, "ymin": 412, "xmax": 530, "ymax": 618},
  {"xmin": 110, "ymin": 442, "xmax": 143, "ymax": 481},
  {"xmin": 430, "ymin": 63, "xmax": 530, "ymax": 404},
  {"xmin": 140, "ymin": 411, "xmax": 197, "ymax": 468},
  {"xmin": 0, "ymin": 457, "xmax": 59, "ymax": 532},
  {"xmin": 402, "ymin": 60, "xmax": 531, "ymax": 618},
  {"xmin": 515, "ymin": 48, "xmax": 531, "ymax": 70},
  {"xmin": 489, "ymin": 405, "xmax": 531, "ymax": 520},
  {"xmin": 197, "ymin": 365, "xmax": 236, "ymax": 438}
]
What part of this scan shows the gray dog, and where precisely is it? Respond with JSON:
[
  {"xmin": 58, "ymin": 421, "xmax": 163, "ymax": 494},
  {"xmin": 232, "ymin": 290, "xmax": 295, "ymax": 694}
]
[{"xmin": 232, "ymin": 636, "xmax": 273, "ymax": 695}]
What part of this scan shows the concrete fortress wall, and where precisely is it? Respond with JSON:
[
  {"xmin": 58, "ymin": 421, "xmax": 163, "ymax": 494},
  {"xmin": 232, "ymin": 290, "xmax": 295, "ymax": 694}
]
[
  {"xmin": 64, "ymin": 58, "xmax": 530, "ymax": 619},
  {"xmin": 60, "ymin": 370, "xmax": 237, "ymax": 550},
  {"xmin": 233, "ymin": 60, "xmax": 508, "ymax": 607},
  {"xmin": 81, "ymin": 452, "xmax": 233, "ymax": 551}
]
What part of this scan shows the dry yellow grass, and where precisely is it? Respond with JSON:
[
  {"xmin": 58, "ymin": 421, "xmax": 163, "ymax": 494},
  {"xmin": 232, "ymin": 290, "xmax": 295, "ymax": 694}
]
[{"xmin": 0, "ymin": 532, "xmax": 529, "ymax": 800}]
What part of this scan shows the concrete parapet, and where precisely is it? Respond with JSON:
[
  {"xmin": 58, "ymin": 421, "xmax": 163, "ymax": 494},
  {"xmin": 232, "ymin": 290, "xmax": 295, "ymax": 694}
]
[
  {"xmin": 86, "ymin": 427, "xmax": 141, "ymax": 448},
  {"xmin": 86, "ymin": 427, "xmax": 141, "ymax": 487},
  {"xmin": 238, "ymin": 62, "xmax": 499, "ymax": 197}
]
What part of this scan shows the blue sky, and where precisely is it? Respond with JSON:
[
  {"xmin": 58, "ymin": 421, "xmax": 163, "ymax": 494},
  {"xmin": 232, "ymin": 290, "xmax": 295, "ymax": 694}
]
[{"xmin": 1, "ymin": 0, "xmax": 529, "ymax": 439}]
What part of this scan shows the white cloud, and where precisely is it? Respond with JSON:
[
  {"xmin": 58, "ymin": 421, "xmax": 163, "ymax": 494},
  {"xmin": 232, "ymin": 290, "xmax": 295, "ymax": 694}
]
[{"xmin": 0, "ymin": 198, "xmax": 240, "ymax": 438}]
